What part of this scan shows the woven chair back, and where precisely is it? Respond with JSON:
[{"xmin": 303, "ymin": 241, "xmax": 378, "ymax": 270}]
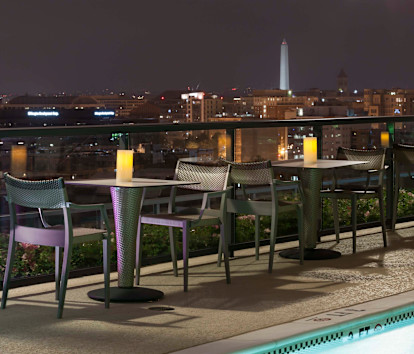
[
  {"xmin": 4, "ymin": 173, "xmax": 67, "ymax": 209},
  {"xmin": 175, "ymin": 161, "xmax": 229, "ymax": 192},
  {"xmin": 221, "ymin": 160, "xmax": 273, "ymax": 186},
  {"xmin": 337, "ymin": 147, "xmax": 385, "ymax": 171},
  {"xmin": 393, "ymin": 144, "xmax": 414, "ymax": 165}
]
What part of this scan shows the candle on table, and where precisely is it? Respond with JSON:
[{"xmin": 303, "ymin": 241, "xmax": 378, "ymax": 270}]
[
  {"xmin": 303, "ymin": 137, "xmax": 317, "ymax": 164},
  {"xmin": 116, "ymin": 150, "xmax": 134, "ymax": 182}
]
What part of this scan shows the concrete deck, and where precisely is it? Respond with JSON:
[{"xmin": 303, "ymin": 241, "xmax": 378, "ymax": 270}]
[{"xmin": 1, "ymin": 222, "xmax": 414, "ymax": 354}]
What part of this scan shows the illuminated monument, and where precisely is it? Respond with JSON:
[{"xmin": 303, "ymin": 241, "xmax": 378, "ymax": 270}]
[{"xmin": 279, "ymin": 38, "xmax": 289, "ymax": 90}]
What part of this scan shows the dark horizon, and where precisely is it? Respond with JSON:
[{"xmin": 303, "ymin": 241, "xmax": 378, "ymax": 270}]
[{"xmin": 1, "ymin": 0, "xmax": 414, "ymax": 95}]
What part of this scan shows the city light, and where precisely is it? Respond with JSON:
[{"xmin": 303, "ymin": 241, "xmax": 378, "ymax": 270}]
[
  {"xmin": 94, "ymin": 111, "xmax": 115, "ymax": 116},
  {"xmin": 27, "ymin": 111, "xmax": 59, "ymax": 117}
]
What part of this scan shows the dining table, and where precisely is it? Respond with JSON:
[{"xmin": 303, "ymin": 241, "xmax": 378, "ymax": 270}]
[
  {"xmin": 66, "ymin": 178, "xmax": 199, "ymax": 302},
  {"xmin": 272, "ymin": 159, "xmax": 367, "ymax": 260}
]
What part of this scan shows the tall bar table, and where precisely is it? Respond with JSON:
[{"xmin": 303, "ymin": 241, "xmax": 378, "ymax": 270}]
[
  {"xmin": 66, "ymin": 178, "xmax": 198, "ymax": 302},
  {"xmin": 272, "ymin": 159, "xmax": 367, "ymax": 260}
]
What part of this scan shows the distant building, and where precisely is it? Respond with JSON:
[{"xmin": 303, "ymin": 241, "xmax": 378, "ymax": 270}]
[
  {"xmin": 253, "ymin": 90, "xmax": 318, "ymax": 119},
  {"xmin": 181, "ymin": 92, "xmax": 223, "ymax": 123},
  {"xmin": 4, "ymin": 95, "xmax": 100, "ymax": 110},
  {"xmin": 229, "ymin": 96, "xmax": 255, "ymax": 116},
  {"xmin": 91, "ymin": 95, "xmax": 146, "ymax": 116},
  {"xmin": 0, "ymin": 95, "xmax": 157, "ymax": 127},
  {"xmin": 364, "ymin": 88, "xmax": 414, "ymax": 116},
  {"xmin": 151, "ymin": 90, "xmax": 187, "ymax": 123},
  {"xmin": 337, "ymin": 69, "xmax": 348, "ymax": 94},
  {"xmin": 129, "ymin": 102, "xmax": 161, "ymax": 119}
]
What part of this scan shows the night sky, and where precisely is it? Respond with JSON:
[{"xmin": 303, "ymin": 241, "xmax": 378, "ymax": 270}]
[{"xmin": 1, "ymin": 0, "xmax": 414, "ymax": 95}]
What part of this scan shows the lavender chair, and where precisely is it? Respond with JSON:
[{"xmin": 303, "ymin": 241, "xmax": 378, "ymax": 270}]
[
  {"xmin": 135, "ymin": 161, "xmax": 232, "ymax": 292},
  {"xmin": 1, "ymin": 173, "xmax": 112, "ymax": 318}
]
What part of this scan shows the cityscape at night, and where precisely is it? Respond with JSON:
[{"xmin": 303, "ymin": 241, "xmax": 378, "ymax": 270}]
[{"xmin": 1, "ymin": 1, "xmax": 414, "ymax": 354}]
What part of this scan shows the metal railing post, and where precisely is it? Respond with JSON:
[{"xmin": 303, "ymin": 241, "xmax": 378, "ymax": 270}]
[
  {"xmin": 313, "ymin": 125, "xmax": 323, "ymax": 159},
  {"xmin": 386, "ymin": 122, "xmax": 395, "ymax": 228},
  {"xmin": 119, "ymin": 133, "xmax": 130, "ymax": 150},
  {"xmin": 226, "ymin": 128, "xmax": 236, "ymax": 257},
  {"xmin": 312, "ymin": 125, "xmax": 323, "ymax": 240}
]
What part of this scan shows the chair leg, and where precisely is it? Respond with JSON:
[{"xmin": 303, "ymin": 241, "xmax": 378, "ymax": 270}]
[
  {"xmin": 182, "ymin": 223, "xmax": 189, "ymax": 292},
  {"xmin": 169, "ymin": 227, "xmax": 178, "ymax": 277},
  {"xmin": 135, "ymin": 217, "xmax": 144, "ymax": 285},
  {"xmin": 55, "ymin": 246, "xmax": 61, "ymax": 301},
  {"xmin": 255, "ymin": 216, "xmax": 260, "ymax": 260},
  {"xmin": 1, "ymin": 239, "xmax": 16, "ymax": 309},
  {"xmin": 297, "ymin": 204, "xmax": 304, "ymax": 265},
  {"xmin": 351, "ymin": 196, "xmax": 357, "ymax": 253},
  {"xmin": 220, "ymin": 224, "xmax": 231, "ymax": 284},
  {"xmin": 103, "ymin": 237, "xmax": 110, "ymax": 309},
  {"xmin": 392, "ymin": 174, "xmax": 399, "ymax": 231},
  {"xmin": 332, "ymin": 199, "xmax": 340, "ymax": 243},
  {"xmin": 217, "ymin": 213, "xmax": 231, "ymax": 268},
  {"xmin": 268, "ymin": 211, "xmax": 278, "ymax": 273},
  {"xmin": 379, "ymin": 191, "xmax": 387, "ymax": 247},
  {"xmin": 217, "ymin": 236, "xmax": 222, "ymax": 267},
  {"xmin": 57, "ymin": 246, "xmax": 72, "ymax": 319}
]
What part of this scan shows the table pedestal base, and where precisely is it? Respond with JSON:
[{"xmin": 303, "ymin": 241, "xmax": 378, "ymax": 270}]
[
  {"xmin": 280, "ymin": 248, "xmax": 341, "ymax": 260},
  {"xmin": 88, "ymin": 287, "xmax": 164, "ymax": 303}
]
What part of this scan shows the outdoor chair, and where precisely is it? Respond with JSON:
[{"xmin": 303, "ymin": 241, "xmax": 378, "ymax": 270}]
[
  {"xmin": 392, "ymin": 143, "xmax": 414, "ymax": 231},
  {"xmin": 320, "ymin": 147, "xmax": 387, "ymax": 253},
  {"xmin": 219, "ymin": 160, "xmax": 304, "ymax": 272},
  {"xmin": 135, "ymin": 160, "xmax": 232, "ymax": 292},
  {"xmin": 1, "ymin": 173, "xmax": 112, "ymax": 318}
]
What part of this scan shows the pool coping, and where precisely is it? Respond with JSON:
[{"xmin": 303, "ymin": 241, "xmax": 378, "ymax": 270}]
[{"xmin": 172, "ymin": 289, "xmax": 414, "ymax": 354}]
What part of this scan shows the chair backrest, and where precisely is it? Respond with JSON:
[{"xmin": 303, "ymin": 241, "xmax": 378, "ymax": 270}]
[
  {"xmin": 4, "ymin": 173, "xmax": 68, "ymax": 210},
  {"xmin": 393, "ymin": 144, "xmax": 414, "ymax": 165},
  {"xmin": 337, "ymin": 147, "xmax": 385, "ymax": 171},
  {"xmin": 221, "ymin": 160, "xmax": 274, "ymax": 186},
  {"xmin": 175, "ymin": 160, "xmax": 230, "ymax": 191}
]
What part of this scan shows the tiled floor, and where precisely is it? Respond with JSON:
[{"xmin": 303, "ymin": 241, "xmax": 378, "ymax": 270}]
[{"xmin": 1, "ymin": 223, "xmax": 414, "ymax": 354}]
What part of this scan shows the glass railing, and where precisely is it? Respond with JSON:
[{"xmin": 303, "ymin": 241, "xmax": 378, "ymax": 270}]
[{"xmin": 1, "ymin": 115, "xmax": 414, "ymax": 286}]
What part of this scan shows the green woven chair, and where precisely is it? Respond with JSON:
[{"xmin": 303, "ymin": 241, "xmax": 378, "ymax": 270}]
[
  {"xmin": 219, "ymin": 160, "xmax": 304, "ymax": 273},
  {"xmin": 1, "ymin": 173, "xmax": 112, "ymax": 318},
  {"xmin": 320, "ymin": 147, "xmax": 387, "ymax": 253},
  {"xmin": 135, "ymin": 160, "xmax": 232, "ymax": 292},
  {"xmin": 392, "ymin": 144, "xmax": 414, "ymax": 231}
]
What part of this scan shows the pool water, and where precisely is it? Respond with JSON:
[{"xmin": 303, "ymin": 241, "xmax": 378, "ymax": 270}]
[
  {"xmin": 236, "ymin": 303, "xmax": 414, "ymax": 354},
  {"xmin": 305, "ymin": 319, "xmax": 414, "ymax": 353}
]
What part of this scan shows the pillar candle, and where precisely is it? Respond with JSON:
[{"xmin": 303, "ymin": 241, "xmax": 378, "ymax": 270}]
[
  {"xmin": 303, "ymin": 137, "xmax": 317, "ymax": 164},
  {"xmin": 116, "ymin": 150, "xmax": 134, "ymax": 182}
]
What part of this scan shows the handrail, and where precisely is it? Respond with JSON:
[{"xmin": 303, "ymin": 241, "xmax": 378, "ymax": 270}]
[{"xmin": 0, "ymin": 115, "xmax": 411, "ymax": 138}]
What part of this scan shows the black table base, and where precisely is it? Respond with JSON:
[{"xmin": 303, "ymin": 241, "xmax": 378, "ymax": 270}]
[
  {"xmin": 280, "ymin": 248, "xmax": 341, "ymax": 260},
  {"xmin": 88, "ymin": 287, "xmax": 164, "ymax": 303}
]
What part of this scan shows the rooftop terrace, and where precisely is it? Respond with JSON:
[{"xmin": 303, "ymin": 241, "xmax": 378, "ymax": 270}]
[{"xmin": 1, "ymin": 222, "xmax": 414, "ymax": 353}]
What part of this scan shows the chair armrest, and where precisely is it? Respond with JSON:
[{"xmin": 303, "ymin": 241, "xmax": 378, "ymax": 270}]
[
  {"xmin": 198, "ymin": 187, "xmax": 232, "ymax": 221},
  {"xmin": 368, "ymin": 167, "xmax": 388, "ymax": 174},
  {"xmin": 272, "ymin": 179, "xmax": 303, "ymax": 200},
  {"xmin": 67, "ymin": 202, "xmax": 106, "ymax": 211},
  {"xmin": 67, "ymin": 202, "xmax": 112, "ymax": 235},
  {"xmin": 272, "ymin": 179, "xmax": 300, "ymax": 187}
]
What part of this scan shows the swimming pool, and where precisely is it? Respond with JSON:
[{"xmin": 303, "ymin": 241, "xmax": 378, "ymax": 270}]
[{"xmin": 235, "ymin": 302, "xmax": 414, "ymax": 354}]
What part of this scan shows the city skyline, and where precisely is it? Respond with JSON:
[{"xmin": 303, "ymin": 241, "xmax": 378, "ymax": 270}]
[{"xmin": 1, "ymin": 0, "xmax": 414, "ymax": 95}]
